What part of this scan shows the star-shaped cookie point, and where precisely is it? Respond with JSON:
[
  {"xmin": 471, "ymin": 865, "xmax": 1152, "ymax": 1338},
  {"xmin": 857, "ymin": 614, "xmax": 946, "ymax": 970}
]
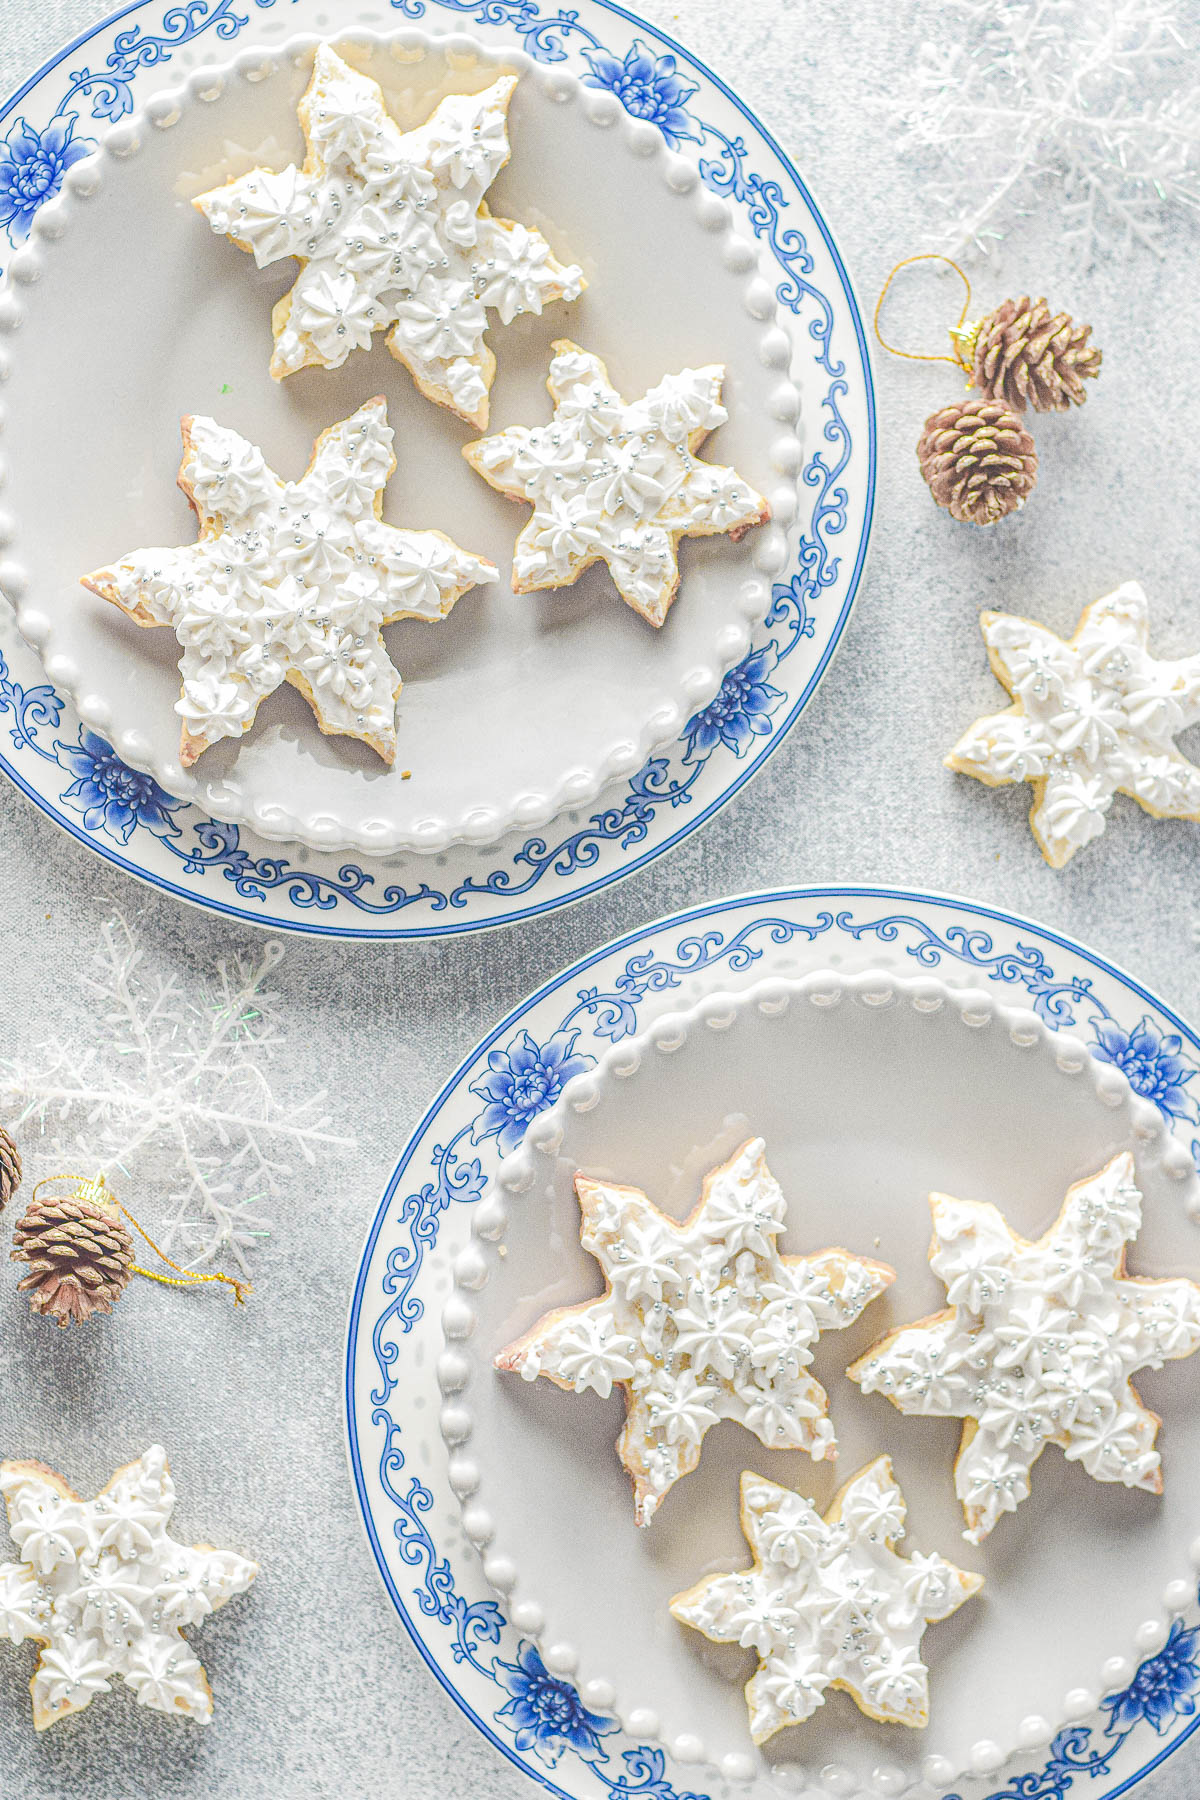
[
  {"xmin": 0, "ymin": 1445, "xmax": 256, "ymax": 1730},
  {"xmin": 849, "ymin": 1153, "xmax": 1200, "ymax": 1545},
  {"xmin": 195, "ymin": 45, "xmax": 585, "ymax": 425},
  {"xmin": 947, "ymin": 580, "xmax": 1200, "ymax": 867},
  {"xmin": 495, "ymin": 1137, "xmax": 893, "ymax": 1525},
  {"xmin": 464, "ymin": 340, "xmax": 772, "ymax": 626},
  {"xmin": 81, "ymin": 398, "xmax": 497, "ymax": 769},
  {"xmin": 670, "ymin": 1458, "xmax": 982, "ymax": 1741}
]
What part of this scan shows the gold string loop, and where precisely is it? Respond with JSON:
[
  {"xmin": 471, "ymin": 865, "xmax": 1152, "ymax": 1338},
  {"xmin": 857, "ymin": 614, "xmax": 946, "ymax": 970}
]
[
  {"xmin": 30, "ymin": 1174, "xmax": 251, "ymax": 1307},
  {"xmin": 874, "ymin": 253, "xmax": 976, "ymax": 370}
]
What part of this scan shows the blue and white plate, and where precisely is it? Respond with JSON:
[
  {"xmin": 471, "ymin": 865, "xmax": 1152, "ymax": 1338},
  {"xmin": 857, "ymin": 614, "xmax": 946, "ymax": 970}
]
[
  {"xmin": 346, "ymin": 885, "xmax": 1200, "ymax": 1798},
  {"xmin": 0, "ymin": 1, "xmax": 873, "ymax": 939}
]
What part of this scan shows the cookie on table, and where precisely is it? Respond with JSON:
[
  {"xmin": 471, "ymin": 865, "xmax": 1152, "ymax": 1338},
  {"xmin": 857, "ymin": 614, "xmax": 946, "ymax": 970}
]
[
  {"xmin": 946, "ymin": 580, "xmax": 1200, "ymax": 867},
  {"xmin": 81, "ymin": 398, "xmax": 497, "ymax": 768},
  {"xmin": 0, "ymin": 1445, "xmax": 256, "ymax": 1729},
  {"xmin": 464, "ymin": 340, "xmax": 771, "ymax": 626},
  {"xmin": 195, "ymin": 45, "xmax": 585, "ymax": 426},
  {"xmin": 495, "ymin": 1136, "xmax": 893, "ymax": 1525}
]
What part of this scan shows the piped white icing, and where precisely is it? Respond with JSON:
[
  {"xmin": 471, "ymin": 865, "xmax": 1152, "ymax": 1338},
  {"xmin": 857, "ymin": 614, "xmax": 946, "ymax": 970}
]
[
  {"xmin": 0, "ymin": 1445, "xmax": 257, "ymax": 1729},
  {"xmin": 195, "ymin": 46, "xmax": 585, "ymax": 424},
  {"xmin": 849, "ymin": 1152, "xmax": 1200, "ymax": 1544},
  {"xmin": 81, "ymin": 398, "xmax": 497, "ymax": 767},
  {"xmin": 464, "ymin": 341, "xmax": 770, "ymax": 626},
  {"xmin": 494, "ymin": 1137, "xmax": 893, "ymax": 1524},
  {"xmin": 670, "ymin": 1457, "xmax": 982, "ymax": 1740},
  {"xmin": 947, "ymin": 580, "xmax": 1200, "ymax": 868}
]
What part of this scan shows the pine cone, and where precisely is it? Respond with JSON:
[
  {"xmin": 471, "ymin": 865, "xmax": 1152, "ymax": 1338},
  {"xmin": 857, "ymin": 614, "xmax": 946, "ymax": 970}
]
[
  {"xmin": 917, "ymin": 398, "xmax": 1038, "ymax": 527},
  {"xmin": 968, "ymin": 296, "xmax": 1101, "ymax": 413},
  {"xmin": 0, "ymin": 1127, "xmax": 21, "ymax": 1211},
  {"xmin": 10, "ymin": 1190, "xmax": 134, "ymax": 1327}
]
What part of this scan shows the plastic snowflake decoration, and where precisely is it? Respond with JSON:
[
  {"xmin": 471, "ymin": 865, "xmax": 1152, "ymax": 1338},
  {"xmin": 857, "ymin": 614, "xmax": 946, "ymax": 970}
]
[
  {"xmin": 0, "ymin": 912, "xmax": 351, "ymax": 1270},
  {"xmin": 465, "ymin": 341, "xmax": 770, "ymax": 627},
  {"xmin": 83, "ymin": 399, "xmax": 496, "ymax": 768},
  {"xmin": 849, "ymin": 1153, "xmax": 1200, "ymax": 1543},
  {"xmin": 899, "ymin": 0, "xmax": 1200, "ymax": 262},
  {"xmin": 0, "ymin": 1446, "xmax": 256, "ymax": 1729},
  {"xmin": 670, "ymin": 1459, "xmax": 982, "ymax": 1740},
  {"xmin": 496, "ymin": 1137, "xmax": 893, "ymax": 1524},
  {"xmin": 947, "ymin": 581, "xmax": 1200, "ymax": 867},
  {"xmin": 196, "ymin": 46, "xmax": 584, "ymax": 425}
]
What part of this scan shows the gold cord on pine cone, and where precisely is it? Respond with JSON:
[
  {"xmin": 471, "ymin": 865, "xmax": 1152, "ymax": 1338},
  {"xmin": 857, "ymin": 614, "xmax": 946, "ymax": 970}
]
[
  {"xmin": 28, "ymin": 1176, "xmax": 251, "ymax": 1306},
  {"xmin": 874, "ymin": 253, "xmax": 976, "ymax": 369}
]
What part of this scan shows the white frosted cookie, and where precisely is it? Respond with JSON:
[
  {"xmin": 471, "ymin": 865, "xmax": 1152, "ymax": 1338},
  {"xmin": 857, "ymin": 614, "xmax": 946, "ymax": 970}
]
[
  {"xmin": 670, "ymin": 1458, "xmax": 982, "ymax": 1741},
  {"xmin": 0, "ymin": 1445, "xmax": 256, "ymax": 1730},
  {"xmin": 81, "ymin": 398, "xmax": 497, "ymax": 768},
  {"xmin": 849, "ymin": 1152, "xmax": 1200, "ymax": 1543},
  {"xmin": 495, "ymin": 1137, "xmax": 893, "ymax": 1524},
  {"xmin": 195, "ymin": 46, "xmax": 585, "ymax": 425},
  {"xmin": 464, "ymin": 340, "xmax": 771, "ymax": 626},
  {"xmin": 946, "ymin": 580, "xmax": 1200, "ymax": 867}
]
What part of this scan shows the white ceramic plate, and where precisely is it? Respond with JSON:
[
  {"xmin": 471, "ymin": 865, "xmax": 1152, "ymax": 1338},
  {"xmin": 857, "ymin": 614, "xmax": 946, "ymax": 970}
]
[
  {"xmin": 346, "ymin": 887, "xmax": 1200, "ymax": 1800},
  {"xmin": 3, "ymin": 29, "xmax": 797, "ymax": 857},
  {"xmin": 0, "ymin": 0, "xmax": 872, "ymax": 936},
  {"xmin": 439, "ymin": 968, "xmax": 1199, "ymax": 1791}
]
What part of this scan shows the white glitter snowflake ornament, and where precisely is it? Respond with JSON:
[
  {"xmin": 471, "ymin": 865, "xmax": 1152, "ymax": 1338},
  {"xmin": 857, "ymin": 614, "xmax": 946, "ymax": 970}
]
[
  {"xmin": 849, "ymin": 1153, "xmax": 1200, "ymax": 1544},
  {"xmin": 947, "ymin": 581, "xmax": 1200, "ymax": 867},
  {"xmin": 82, "ymin": 399, "xmax": 497, "ymax": 767},
  {"xmin": 464, "ymin": 341, "xmax": 771, "ymax": 626},
  {"xmin": 196, "ymin": 46, "xmax": 585, "ymax": 425},
  {"xmin": 495, "ymin": 1138, "xmax": 893, "ymax": 1525},
  {"xmin": 670, "ymin": 1458, "xmax": 982, "ymax": 1740},
  {"xmin": 897, "ymin": 0, "xmax": 1200, "ymax": 264},
  {"xmin": 0, "ymin": 1446, "xmax": 257, "ymax": 1730}
]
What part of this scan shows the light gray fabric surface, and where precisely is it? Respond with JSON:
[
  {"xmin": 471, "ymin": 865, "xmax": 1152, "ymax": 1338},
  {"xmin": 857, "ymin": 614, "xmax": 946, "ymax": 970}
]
[{"xmin": 1, "ymin": 1, "xmax": 1198, "ymax": 1795}]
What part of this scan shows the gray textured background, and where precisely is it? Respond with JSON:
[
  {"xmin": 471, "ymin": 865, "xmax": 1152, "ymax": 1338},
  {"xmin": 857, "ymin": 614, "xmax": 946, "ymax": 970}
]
[{"xmin": 2, "ymin": 1, "xmax": 1198, "ymax": 1795}]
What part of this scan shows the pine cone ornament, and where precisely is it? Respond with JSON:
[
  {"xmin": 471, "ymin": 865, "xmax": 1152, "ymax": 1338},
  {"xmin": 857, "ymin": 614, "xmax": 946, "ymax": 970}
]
[
  {"xmin": 917, "ymin": 398, "xmax": 1038, "ymax": 527},
  {"xmin": 962, "ymin": 296, "xmax": 1101, "ymax": 414},
  {"xmin": 0, "ymin": 1127, "xmax": 21, "ymax": 1211},
  {"xmin": 11, "ymin": 1182, "xmax": 134, "ymax": 1327}
]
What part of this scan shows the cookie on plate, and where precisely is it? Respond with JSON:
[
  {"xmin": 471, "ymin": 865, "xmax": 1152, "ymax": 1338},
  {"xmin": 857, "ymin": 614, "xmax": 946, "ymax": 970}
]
[
  {"xmin": 849, "ymin": 1151, "xmax": 1200, "ymax": 1542},
  {"xmin": 464, "ymin": 340, "xmax": 771, "ymax": 626},
  {"xmin": 495, "ymin": 1136, "xmax": 893, "ymax": 1524},
  {"xmin": 195, "ymin": 46, "xmax": 585, "ymax": 426},
  {"xmin": 671, "ymin": 1457, "xmax": 982, "ymax": 1740},
  {"xmin": 82, "ymin": 398, "xmax": 497, "ymax": 768}
]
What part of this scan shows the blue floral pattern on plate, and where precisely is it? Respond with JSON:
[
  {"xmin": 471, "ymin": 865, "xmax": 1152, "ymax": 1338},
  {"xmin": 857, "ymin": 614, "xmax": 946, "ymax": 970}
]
[
  {"xmin": 1103, "ymin": 1620, "xmax": 1200, "ymax": 1735},
  {"xmin": 581, "ymin": 40, "xmax": 699, "ymax": 145},
  {"xmin": 682, "ymin": 645, "xmax": 783, "ymax": 763},
  {"xmin": 57, "ymin": 730, "xmax": 183, "ymax": 845},
  {"xmin": 0, "ymin": 114, "xmax": 91, "ymax": 241},
  {"xmin": 349, "ymin": 888, "xmax": 1200, "ymax": 1800},
  {"xmin": 1093, "ymin": 1017, "xmax": 1197, "ymax": 1120},
  {"xmin": 0, "ymin": 0, "xmax": 872, "ymax": 939},
  {"xmin": 495, "ymin": 1642, "xmax": 619, "ymax": 1767},
  {"xmin": 470, "ymin": 1028, "xmax": 592, "ymax": 1155}
]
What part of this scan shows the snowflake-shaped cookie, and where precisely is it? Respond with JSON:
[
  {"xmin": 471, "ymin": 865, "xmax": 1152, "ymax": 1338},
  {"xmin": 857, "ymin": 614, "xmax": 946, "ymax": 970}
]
[
  {"xmin": 464, "ymin": 340, "xmax": 771, "ymax": 626},
  {"xmin": 849, "ymin": 1153, "xmax": 1200, "ymax": 1544},
  {"xmin": 0, "ymin": 1445, "xmax": 256, "ymax": 1729},
  {"xmin": 195, "ymin": 46, "xmax": 585, "ymax": 425},
  {"xmin": 495, "ymin": 1137, "xmax": 893, "ymax": 1525},
  {"xmin": 82, "ymin": 398, "xmax": 496, "ymax": 767},
  {"xmin": 671, "ymin": 1458, "xmax": 981, "ymax": 1740},
  {"xmin": 946, "ymin": 580, "xmax": 1200, "ymax": 867}
]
